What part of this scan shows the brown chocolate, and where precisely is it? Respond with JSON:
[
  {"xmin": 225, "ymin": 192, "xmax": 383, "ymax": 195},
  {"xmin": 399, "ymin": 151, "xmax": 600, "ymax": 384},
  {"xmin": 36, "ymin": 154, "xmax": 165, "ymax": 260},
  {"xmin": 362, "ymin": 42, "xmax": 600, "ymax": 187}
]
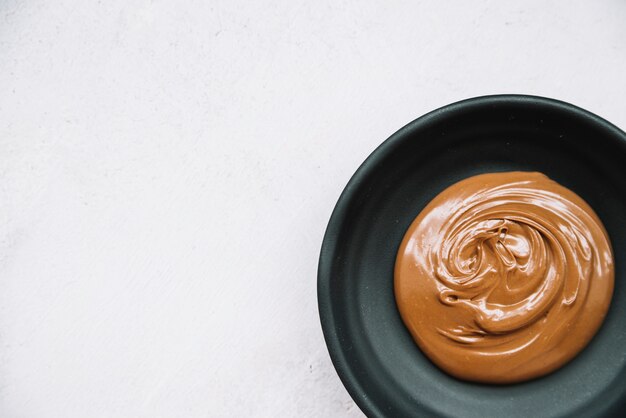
[{"xmin": 394, "ymin": 172, "xmax": 614, "ymax": 383}]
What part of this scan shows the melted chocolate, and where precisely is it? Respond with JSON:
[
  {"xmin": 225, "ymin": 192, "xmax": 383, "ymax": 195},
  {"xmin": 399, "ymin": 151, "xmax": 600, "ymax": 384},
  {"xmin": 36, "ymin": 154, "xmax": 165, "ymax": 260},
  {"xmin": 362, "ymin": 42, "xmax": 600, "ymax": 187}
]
[{"xmin": 395, "ymin": 172, "xmax": 614, "ymax": 383}]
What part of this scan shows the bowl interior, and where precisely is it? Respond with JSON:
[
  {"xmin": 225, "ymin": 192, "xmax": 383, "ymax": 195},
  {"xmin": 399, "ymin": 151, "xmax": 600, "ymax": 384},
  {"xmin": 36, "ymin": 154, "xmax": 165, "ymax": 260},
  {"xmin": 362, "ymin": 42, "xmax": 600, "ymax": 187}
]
[{"xmin": 318, "ymin": 96, "xmax": 626, "ymax": 418}]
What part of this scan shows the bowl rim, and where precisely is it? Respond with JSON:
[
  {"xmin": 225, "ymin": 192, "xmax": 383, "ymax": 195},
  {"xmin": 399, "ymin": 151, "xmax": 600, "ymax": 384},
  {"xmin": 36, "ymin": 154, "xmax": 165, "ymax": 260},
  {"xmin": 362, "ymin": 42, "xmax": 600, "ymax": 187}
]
[{"xmin": 317, "ymin": 94, "xmax": 626, "ymax": 418}]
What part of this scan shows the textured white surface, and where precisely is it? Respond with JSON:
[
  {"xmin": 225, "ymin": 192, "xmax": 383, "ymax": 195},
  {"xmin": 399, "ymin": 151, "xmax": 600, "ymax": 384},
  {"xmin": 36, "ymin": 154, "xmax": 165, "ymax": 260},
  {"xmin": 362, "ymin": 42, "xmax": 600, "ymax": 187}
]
[{"xmin": 0, "ymin": 1, "xmax": 625, "ymax": 417}]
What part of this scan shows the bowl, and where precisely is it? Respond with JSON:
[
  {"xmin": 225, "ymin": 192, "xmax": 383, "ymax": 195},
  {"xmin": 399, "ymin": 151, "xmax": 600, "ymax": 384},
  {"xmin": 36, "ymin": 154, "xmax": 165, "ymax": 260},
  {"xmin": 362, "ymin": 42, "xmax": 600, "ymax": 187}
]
[{"xmin": 318, "ymin": 95, "xmax": 626, "ymax": 417}]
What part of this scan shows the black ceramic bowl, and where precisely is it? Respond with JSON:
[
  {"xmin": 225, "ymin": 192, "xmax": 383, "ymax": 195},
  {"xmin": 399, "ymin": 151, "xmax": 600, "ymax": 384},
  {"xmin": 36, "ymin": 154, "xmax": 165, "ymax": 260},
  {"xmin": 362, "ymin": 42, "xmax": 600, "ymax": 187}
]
[{"xmin": 318, "ymin": 95, "xmax": 626, "ymax": 418}]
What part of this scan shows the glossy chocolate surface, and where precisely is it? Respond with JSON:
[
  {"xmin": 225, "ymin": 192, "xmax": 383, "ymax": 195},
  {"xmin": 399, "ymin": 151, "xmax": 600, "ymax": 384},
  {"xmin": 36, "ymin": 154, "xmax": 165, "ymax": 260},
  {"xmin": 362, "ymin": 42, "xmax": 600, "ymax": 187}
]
[{"xmin": 395, "ymin": 172, "xmax": 614, "ymax": 383}]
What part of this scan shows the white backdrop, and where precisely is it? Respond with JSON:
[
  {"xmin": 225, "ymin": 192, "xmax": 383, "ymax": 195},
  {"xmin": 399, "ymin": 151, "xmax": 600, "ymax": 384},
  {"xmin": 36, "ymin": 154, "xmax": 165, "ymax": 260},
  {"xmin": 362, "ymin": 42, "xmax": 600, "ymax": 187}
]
[{"xmin": 0, "ymin": 1, "xmax": 625, "ymax": 417}]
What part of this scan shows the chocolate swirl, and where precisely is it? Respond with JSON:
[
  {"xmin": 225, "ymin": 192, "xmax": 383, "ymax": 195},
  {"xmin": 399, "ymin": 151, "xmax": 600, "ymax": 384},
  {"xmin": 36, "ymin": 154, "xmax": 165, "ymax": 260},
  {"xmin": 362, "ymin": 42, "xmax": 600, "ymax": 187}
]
[{"xmin": 395, "ymin": 172, "xmax": 613, "ymax": 383}]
